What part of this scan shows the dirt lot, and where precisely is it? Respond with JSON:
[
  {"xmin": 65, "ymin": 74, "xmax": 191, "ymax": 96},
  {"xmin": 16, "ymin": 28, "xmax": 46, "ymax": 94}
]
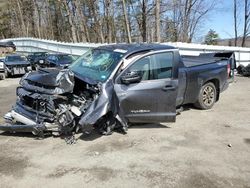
[{"xmin": 0, "ymin": 76, "xmax": 250, "ymax": 188}]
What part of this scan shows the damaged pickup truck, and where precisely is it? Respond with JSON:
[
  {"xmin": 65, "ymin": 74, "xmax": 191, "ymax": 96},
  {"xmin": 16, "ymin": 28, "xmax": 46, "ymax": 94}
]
[{"xmin": 0, "ymin": 44, "xmax": 236, "ymax": 137}]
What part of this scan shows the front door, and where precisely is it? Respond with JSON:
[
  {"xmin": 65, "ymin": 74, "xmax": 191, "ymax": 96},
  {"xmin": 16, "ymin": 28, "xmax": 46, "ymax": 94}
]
[{"xmin": 114, "ymin": 51, "xmax": 178, "ymax": 123}]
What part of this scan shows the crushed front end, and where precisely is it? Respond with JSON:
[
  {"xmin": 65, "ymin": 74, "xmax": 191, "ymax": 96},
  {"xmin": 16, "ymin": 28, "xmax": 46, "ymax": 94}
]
[
  {"xmin": 0, "ymin": 68, "xmax": 97, "ymax": 136},
  {"xmin": 0, "ymin": 68, "xmax": 127, "ymax": 137}
]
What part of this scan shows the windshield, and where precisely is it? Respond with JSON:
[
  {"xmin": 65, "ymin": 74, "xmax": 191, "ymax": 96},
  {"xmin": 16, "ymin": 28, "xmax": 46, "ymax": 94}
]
[
  {"xmin": 59, "ymin": 55, "xmax": 74, "ymax": 64},
  {"xmin": 6, "ymin": 56, "xmax": 26, "ymax": 62},
  {"xmin": 69, "ymin": 49, "xmax": 124, "ymax": 82},
  {"xmin": 34, "ymin": 52, "xmax": 47, "ymax": 56}
]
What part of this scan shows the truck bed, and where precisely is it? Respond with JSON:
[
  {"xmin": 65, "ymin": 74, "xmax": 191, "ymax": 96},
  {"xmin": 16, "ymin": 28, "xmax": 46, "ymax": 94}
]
[
  {"xmin": 182, "ymin": 56, "xmax": 222, "ymax": 67},
  {"xmin": 182, "ymin": 52, "xmax": 234, "ymax": 68}
]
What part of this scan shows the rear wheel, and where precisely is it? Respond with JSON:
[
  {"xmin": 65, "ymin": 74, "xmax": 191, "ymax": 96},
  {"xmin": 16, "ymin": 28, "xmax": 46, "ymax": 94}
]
[{"xmin": 194, "ymin": 82, "xmax": 217, "ymax": 110}]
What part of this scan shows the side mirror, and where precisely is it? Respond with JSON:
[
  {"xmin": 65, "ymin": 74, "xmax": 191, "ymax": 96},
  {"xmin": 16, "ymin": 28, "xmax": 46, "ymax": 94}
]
[{"xmin": 121, "ymin": 71, "xmax": 142, "ymax": 85}]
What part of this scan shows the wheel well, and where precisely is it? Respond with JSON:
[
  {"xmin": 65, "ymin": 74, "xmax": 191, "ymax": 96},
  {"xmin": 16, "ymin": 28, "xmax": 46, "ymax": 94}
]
[{"xmin": 204, "ymin": 79, "xmax": 220, "ymax": 101}]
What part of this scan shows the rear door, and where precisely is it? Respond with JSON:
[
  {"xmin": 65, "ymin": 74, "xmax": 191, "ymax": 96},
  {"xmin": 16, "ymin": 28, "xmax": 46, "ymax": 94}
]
[{"xmin": 114, "ymin": 51, "xmax": 178, "ymax": 123}]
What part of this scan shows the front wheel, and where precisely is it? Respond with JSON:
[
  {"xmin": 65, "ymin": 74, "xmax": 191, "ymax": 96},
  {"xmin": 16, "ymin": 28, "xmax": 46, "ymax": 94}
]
[
  {"xmin": 194, "ymin": 82, "xmax": 217, "ymax": 110},
  {"xmin": 4, "ymin": 69, "xmax": 9, "ymax": 78},
  {"xmin": 0, "ymin": 73, "xmax": 5, "ymax": 80}
]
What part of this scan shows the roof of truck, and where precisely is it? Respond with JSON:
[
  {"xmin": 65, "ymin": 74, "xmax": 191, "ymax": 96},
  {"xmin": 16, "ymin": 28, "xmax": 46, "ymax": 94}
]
[
  {"xmin": 47, "ymin": 53, "xmax": 71, "ymax": 56},
  {"xmin": 96, "ymin": 43, "xmax": 176, "ymax": 56}
]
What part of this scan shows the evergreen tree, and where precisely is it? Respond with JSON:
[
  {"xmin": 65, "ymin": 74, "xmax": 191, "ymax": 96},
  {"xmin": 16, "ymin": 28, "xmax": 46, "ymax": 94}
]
[{"xmin": 204, "ymin": 29, "xmax": 219, "ymax": 45}]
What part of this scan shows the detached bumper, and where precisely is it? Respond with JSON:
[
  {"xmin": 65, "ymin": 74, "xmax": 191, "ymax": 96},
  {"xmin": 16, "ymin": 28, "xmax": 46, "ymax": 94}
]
[
  {"xmin": 0, "ymin": 110, "xmax": 51, "ymax": 134},
  {"xmin": 0, "ymin": 123, "xmax": 46, "ymax": 134}
]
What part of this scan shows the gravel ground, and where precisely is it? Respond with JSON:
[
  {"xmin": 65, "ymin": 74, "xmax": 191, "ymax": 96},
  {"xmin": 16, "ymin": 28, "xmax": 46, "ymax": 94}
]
[{"xmin": 0, "ymin": 76, "xmax": 250, "ymax": 188}]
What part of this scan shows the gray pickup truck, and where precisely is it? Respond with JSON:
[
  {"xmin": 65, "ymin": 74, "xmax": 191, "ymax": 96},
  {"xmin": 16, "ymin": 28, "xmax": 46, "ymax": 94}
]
[{"xmin": 0, "ymin": 44, "xmax": 235, "ymax": 137}]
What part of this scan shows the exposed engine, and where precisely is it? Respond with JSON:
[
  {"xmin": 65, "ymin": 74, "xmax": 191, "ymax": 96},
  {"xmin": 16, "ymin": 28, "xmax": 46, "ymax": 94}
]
[{"xmin": 4, "ymin": 68, "xmax": 100, "ymax": 136}]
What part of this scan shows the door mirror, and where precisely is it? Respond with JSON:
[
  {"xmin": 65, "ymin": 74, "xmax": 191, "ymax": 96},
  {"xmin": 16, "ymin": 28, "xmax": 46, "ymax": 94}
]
[{"xmin": 121, "ymin": 71, "xmax": 142, "ymax": 85}]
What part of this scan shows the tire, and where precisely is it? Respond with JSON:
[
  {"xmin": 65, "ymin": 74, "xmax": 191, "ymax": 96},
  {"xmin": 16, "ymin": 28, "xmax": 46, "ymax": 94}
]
[
  {"xmin": 194, "ymin": 82, "xmax": 217, "ymax": 110},
  {"xmin": 0, "ymin": 73, "xmax": 5, "ymax": 80},
  {"xmin": 4, "ymin": 69, "xmax": 8, "ymax": 78}
]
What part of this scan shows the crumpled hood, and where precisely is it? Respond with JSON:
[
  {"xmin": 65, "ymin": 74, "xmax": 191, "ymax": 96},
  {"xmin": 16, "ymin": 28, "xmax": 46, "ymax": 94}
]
[
  {"xmin": 25, "ymin": 68, "xmax": 64, "ymax": 87},
  {"xmin": 20, "ymin": 68, "xmax": 75, "ymax": 94}
]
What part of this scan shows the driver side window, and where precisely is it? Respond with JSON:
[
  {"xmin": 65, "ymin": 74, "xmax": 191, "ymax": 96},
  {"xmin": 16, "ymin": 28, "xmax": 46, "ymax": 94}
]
[{"xmin": 126, "ymin": 56, "xmax": 151, "ymax": 80}]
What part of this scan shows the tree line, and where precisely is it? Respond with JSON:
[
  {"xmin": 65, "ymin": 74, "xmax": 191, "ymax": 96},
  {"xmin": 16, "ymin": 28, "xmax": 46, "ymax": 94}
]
[{"xmin": 0, "ymin": 0, "xmax": 216, "ymax": 43}]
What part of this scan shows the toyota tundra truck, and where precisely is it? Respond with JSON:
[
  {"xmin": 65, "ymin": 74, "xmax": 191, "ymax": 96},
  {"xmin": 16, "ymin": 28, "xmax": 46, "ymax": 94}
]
[{"xmin": 0, "ymin": 44, "xmax": 235, "ymax": 137}]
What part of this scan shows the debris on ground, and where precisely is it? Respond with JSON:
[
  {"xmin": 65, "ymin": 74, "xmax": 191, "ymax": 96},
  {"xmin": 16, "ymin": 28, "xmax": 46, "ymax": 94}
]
[{"xmin": 237, "ymin": 65, "xmax": 250, "ymax": 77}]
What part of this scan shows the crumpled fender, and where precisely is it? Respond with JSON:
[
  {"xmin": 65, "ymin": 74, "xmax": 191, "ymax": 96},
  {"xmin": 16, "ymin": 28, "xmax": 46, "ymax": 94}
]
[{"xmin": 79, "ymin": 79, "xmax": 126, "ymax": 127}]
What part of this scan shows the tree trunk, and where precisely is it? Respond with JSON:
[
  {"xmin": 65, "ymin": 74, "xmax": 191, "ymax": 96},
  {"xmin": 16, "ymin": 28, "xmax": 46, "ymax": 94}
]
[
  {"xmin": 234, "ymin": 0, "xmax": 238, "ymax": 46},
  {"xmin": 141, "ymin": 0, "xmax": 147, "ymax": 42},
  {"xmin": 45, "ymin": 0, "xmax": 54, "ymax": 40},
  {"xmin": 155, "ymin": 0, "xmax": 160, "ymax": 42},
  {"xmin": 90, "ymin": 1, "xmax": 104, "ymax": 43},
  {"xmin": 122, "ymin": 0, "xmax": 132, "ymax": 43},
  {"xmin": 33, "ymin": 0, "xmax": 41, "ymax": 38},
  {"xmin": 63, "ymin": 0, "xmax": 78, "ymax": 43},
  {"xmin": 104, "ymin": 0, "xmax": 112, "ymax": 43},
  {"xmin": 111, "ymin": 0, "xmax": 117, "ymax": 43},
  {"xmin": 182, "ymin": 0, "xmax": 192, "ymax": 42},
  {"xmin": 242, "ymin": 0, "xmax": 248, "ymax": 47},
  {"xmin": 16, "ymin": 0, "xmax": 26, "ymax": 36},
  {"xmin": 75, "ymin": 0, "xmax": 90, "ymax": 42}
]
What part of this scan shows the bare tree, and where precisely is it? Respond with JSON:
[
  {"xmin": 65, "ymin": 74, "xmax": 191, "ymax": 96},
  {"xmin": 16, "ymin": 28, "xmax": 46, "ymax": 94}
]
[
  {"xmin": 234, "ymin": 0, "xmax": 238, "ymax": 46},
  {"xmin": 75, "ymin": 0, "xmax": 90, "ymax": 42},
  {"xmin": 242, "ymin": 0, "xmax": 250, "ymax": 47},
  {"xmin": 63, "ymin": 0, "xmax": 78, "ymax": 42},
  {"xmin": 89, "ymin": 0, "xmax": 105, "ymax": 43},
  {"xmin": 0, "ymin": 0, "xmax": 218, "ymax": 44},
  {"xmin": 16, "ymin": 0, "xmax": 26, "ymax": 36},
  {"xmin": 178, "ymin": 0, "xmax": 216, "ymax": 43},
  {"xmin": 122, "ymin": 0, "xmax": 132, "ymax": 43},
  {"xmin": 155, "ymin": 0, "xmax": 160, "ymax": 42}
]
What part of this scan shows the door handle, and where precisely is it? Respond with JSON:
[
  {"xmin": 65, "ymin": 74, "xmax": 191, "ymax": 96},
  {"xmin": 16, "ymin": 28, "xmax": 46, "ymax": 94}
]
[{"xmin": 162, "ymin": 85, "xmax": 175, "ymax": 91}]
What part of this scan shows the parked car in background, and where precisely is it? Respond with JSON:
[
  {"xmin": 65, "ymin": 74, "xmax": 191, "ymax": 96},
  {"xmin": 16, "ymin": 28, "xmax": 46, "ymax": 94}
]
[
  {"xmin": 27, "ymin": 52, "xmax": 48, "ymax": 70},
  {"xmin": 43, "ymin": 53, "xmax": 74, "ymax": 68},
  {"xmin": 4, "ymin": 54, "xmax": 31, "ymax": 77},
  {"xmin": 0, "ymin": 57, "xmax": 5, "ymax": 80},
  {"xmin": 0, "ymin": 41, "xmax": 16, "ymax": 56}
]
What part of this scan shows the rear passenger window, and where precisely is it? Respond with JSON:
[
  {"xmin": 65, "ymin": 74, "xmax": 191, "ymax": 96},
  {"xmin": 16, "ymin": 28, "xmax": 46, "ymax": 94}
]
[{"xmin": 151, "ymin": 52, "xmax": 173, "ymax": 79}]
